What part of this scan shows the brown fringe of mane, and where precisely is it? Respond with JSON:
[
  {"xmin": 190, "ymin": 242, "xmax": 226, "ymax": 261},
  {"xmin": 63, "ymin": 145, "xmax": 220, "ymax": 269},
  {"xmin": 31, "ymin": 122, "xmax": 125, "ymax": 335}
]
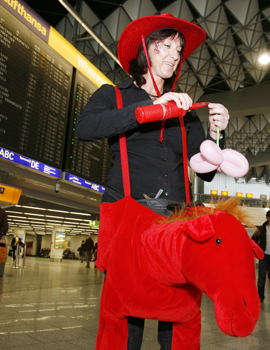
[{"xmin": 161, "ymin": 197, "xmax": 256, "ymax": 229}]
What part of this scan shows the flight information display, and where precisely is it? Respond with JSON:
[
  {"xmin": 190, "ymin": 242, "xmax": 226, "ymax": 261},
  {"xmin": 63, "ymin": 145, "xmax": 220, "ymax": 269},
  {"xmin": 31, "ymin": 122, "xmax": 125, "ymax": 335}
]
[
  {"xmin": 64, "ymin": 71, "xmax": 112, "ymax": 186},
  {"xmin": 0, "ymin": 6, "xmax": 72, "ymax": 169}
]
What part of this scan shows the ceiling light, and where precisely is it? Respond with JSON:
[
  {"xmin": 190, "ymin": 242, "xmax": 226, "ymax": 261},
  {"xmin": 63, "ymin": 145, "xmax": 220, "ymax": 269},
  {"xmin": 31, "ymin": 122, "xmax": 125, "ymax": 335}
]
[
  {"xmin": 22, "ymin": 206, "xmax": 46, "ymax": 210},
  {"xmin": 46, "ymin": 220, "xmax": 63, "ymax": 224},
  {"xmin": 64, "ymin": 217, "xmax": 82, "ymax": 221},
  {"xmin": 258, "ymin": 53, "xmax": 270, "ymax": 64},
  {"xmin": 25, "ymin": 212, "xmax": 44, "ymax": 216},
  {"xmin": 70, "ymin": 212, "xmax": 90, "ymax": 216},
  {"xmin": 45, "ymin": 215, "xmax": 64, "ymax": 219},
  {"xmin": 48, "ymin": 209, "xmax": 69, "ymax": 213}
]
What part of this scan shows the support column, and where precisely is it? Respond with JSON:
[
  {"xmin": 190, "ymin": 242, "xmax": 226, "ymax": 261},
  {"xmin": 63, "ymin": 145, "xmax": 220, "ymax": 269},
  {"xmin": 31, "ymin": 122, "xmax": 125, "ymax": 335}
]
[{"xmin": 50, "ymin": 226, "xmax": 65, "ymax": 262}]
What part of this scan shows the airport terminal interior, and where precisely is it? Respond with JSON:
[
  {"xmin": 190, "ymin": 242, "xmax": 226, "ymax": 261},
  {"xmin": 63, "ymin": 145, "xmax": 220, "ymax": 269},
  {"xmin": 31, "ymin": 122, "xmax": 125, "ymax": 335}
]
[
  {"xmin": 1, "ymin": 0, "xmax": 270, "ymax": 349},
  {"xmin": 0, "ymin": 257, "xmax": 270, "ymax": 350}
]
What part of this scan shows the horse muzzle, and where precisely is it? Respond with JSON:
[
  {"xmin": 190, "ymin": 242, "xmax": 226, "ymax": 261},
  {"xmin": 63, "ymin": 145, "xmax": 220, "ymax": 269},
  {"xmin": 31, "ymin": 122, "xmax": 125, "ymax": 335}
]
[{"xmin": 213, "ymin": 280, "xmax": 261, "ymax": 337}]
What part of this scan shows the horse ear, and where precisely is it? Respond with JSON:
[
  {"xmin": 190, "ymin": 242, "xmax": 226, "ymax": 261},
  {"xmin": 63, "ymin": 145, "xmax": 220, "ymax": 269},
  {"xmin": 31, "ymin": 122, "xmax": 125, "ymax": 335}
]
[
  {"xmin": 184, "ymin": 215, "xmax": 215, "ymax": 241},
  {"xmin": 250, "ymin": 238, "xmax": 264, "ymax": 260}
]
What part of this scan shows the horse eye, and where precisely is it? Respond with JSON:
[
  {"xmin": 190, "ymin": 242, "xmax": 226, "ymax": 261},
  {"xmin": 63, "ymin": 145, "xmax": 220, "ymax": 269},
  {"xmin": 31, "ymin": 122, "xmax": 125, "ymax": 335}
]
[{"xmin": 216, "ymin": 238, "xmax": 222, "ymax": 245}]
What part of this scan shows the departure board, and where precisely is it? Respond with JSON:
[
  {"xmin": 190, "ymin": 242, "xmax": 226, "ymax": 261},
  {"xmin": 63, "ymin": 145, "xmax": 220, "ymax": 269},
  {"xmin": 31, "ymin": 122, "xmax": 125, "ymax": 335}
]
[
  {"xmin": 64, "ymin": 72, "xmax": 112, "ymax": 186},
  {"xmin": 0, "ymin": 6, "xmax": 72, "ymax": 169}
]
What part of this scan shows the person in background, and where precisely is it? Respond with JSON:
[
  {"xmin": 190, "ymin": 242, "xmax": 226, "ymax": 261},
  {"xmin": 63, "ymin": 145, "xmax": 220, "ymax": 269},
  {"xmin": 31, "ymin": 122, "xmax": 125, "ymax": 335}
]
[
  {"xmin": 0, "ymin": 207, "xmax": 8, "ymax": 239},
  {"xmin": 78, "ymin": 240, "xmax": 85, "ymax": 263},
  {"xmin": 252, "ymin": 210, "xmax": 270, "ymax": 302},
  {"xmin": 63, "ymin": 248, "xmax": 71, "ymax": 259},
  {"xmin": 93, "ymin": 242, "xmax": 98, "ymax": 261},
  {"xmin": 11, "ymin": 233, "xmax": 24, "ymax": 261},
  {"xmin": 76, "ymin": 13, "xmax": 230, "ymax": 350},
  {"xmin": 84, "ymin": 234, "xmax": 94, "ymax": 268},
  {"xmin": 93, "ymin": 242, "xmax": 98, "ymax": 268}
]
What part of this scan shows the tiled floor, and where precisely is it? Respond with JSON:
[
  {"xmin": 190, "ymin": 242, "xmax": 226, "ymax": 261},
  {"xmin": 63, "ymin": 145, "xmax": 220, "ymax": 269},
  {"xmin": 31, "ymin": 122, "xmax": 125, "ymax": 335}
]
[{"xmin": 0, "ymin": 257, "xmax": 269, "ymax": 349}]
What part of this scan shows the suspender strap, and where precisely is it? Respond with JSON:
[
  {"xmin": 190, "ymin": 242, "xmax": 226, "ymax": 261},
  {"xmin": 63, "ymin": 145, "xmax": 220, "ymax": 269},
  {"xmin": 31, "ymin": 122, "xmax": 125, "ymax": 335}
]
[
  {"xmin": 114, "ymin": 86, "xmax": 190, "ymax": 204},
  {"xmin": 114, "ymin": 87, "xmax": 131, "ymax": 197},
  {"xmin": 179, "ymin": 116, "xmax": 190, "ymax": 204}
]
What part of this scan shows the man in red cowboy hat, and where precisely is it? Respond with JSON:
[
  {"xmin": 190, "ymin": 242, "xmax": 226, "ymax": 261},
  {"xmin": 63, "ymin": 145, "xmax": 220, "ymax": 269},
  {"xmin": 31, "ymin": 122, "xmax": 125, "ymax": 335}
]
[{"xmin": 77, "ymin": 13, "xmax": 230, "ymax": 350}]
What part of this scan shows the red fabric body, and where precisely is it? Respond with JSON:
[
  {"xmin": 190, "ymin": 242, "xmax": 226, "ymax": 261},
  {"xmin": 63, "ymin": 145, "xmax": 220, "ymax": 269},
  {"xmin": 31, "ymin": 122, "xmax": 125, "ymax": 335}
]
[
  {"xmin": 96, "ymin": 197, "xmax": 202, "ymax": 350},
  {"xmin": 95, "ymin": 198, "xmax": 261, "ymax": 349}
]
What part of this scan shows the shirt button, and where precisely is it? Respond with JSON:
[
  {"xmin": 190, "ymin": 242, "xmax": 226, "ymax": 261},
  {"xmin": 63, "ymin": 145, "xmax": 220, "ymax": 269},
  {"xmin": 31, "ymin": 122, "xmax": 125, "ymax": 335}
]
[{"xmin": 165, "ymin": 192, "xmax": 168, "ymax": 196}]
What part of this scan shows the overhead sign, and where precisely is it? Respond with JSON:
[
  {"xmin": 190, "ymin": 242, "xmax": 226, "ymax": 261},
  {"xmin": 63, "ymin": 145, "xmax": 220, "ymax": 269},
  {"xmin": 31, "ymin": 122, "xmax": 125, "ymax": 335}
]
[
  {"xmin": 0, "ymin": 147, "xmax": 61, "ymax": 178},
  {"xmin": 89, "ymin": 220, "xmax": 100, "ymax": 227},
  {"xmin": 64, "ymin": 172, "xmax": 105, "ymax": 194},
  {"xmin": 0, "ymin": 184, "xmax": 22, "ymax": 204},
  {"xmin": 0, "ymin": 0, "xmax": 50, "ymax": 43}
]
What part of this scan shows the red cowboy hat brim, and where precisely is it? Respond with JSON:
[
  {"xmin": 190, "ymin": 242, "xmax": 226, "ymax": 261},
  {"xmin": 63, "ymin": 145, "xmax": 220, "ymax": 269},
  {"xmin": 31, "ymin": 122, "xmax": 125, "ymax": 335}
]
[{"xmin": 118, "ymin": 13, "xmax": 206, "ymax": 74}]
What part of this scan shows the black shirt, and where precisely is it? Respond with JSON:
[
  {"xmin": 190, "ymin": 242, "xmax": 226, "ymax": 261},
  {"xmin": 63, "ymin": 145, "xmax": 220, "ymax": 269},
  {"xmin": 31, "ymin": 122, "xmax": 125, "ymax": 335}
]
[{"xmin": 76, "ymin": 79, "xmax": 224, "ymax": 203}]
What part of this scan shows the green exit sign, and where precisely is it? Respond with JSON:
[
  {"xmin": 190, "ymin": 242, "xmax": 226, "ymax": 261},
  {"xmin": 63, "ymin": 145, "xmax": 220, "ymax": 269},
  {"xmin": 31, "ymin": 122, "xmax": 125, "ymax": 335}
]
[{"xmin": 89, "ymin": 220, "xmax": 100, "ymax": 227}]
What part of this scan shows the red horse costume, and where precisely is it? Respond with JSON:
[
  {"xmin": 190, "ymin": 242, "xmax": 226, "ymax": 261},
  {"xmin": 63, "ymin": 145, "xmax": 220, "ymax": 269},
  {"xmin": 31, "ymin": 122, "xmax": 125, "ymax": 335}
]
[
  {"xmin": 96, "ymin": 198, "xmax": 263, "ymax": 350},
  {"xmin": 94, "ymin": 13, "xmax": 263, "ymax": 350}
]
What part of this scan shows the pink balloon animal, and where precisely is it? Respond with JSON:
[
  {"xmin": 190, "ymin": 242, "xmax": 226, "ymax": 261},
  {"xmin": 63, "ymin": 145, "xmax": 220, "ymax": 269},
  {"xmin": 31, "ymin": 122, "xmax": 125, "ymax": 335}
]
[
  {"xmin": 135, "ymin": 101, "xmax": 249, "ymax": 178},
  {"xmin": 190, "ymin": 140, "xmax": 249, "ymax": 178}
]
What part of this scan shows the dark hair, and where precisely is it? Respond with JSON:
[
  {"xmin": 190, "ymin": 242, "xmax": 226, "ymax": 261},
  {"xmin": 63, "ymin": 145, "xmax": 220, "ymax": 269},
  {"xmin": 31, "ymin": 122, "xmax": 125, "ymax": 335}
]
[
  {"xmin": 129, "ymin": 28, "xmax": 186, "ymax": 90},
  {"xmin": 266, "ymin": 210, "xmax": 270, "ymax": 217}
]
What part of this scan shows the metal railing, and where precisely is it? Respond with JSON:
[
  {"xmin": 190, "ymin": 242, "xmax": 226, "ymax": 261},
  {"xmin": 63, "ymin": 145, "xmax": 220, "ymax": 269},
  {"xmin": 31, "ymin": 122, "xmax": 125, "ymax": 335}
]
[
  {"xmin": 12, "ymin": 243, "xmax": 27, "ymax": 269},
  {"xmin": 195, "ymin": 193, "xmax": 269, "ymax": 208}
]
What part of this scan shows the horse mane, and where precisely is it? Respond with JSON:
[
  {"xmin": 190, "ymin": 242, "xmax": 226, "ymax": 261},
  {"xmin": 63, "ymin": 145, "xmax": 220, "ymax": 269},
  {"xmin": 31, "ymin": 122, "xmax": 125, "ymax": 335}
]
[{"xmin": 162, "ymin": 197, "xmax": 256, "ymax": 229}]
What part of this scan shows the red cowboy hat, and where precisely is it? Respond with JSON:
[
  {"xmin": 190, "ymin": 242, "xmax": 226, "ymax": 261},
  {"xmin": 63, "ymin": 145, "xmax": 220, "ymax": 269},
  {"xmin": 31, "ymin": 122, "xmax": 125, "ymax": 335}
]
[{"xmin": 118, "ymin": 13, "xmax": 206, "ymax": 74}]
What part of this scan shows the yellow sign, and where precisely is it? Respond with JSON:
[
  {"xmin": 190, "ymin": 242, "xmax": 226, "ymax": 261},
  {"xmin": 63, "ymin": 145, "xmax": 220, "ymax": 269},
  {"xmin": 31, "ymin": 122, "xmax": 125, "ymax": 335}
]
[
  {"xmin": 0, "ymin": 184, "xmax": 21, "ymax": 204},
  {"xmin": 48, "ymin": 27, "xmax": 113, "ymax": 88}
]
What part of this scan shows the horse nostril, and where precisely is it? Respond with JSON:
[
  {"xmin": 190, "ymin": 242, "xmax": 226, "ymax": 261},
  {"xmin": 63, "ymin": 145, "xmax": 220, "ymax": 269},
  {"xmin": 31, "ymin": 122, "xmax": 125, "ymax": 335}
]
[{"xmin": 242, "ymin": 297, "xmax": 247, "ymax": 307}]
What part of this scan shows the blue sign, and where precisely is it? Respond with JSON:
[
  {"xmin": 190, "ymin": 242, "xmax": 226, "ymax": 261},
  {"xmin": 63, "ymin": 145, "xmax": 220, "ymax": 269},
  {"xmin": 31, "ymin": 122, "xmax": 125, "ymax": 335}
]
[
  {"xmin": 0, "ymin": 147, "xmax": 61, "ymax": 178},
  {"xmin": 64, "ymin": 173, "xmax": 105, "ymax": 194}
]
